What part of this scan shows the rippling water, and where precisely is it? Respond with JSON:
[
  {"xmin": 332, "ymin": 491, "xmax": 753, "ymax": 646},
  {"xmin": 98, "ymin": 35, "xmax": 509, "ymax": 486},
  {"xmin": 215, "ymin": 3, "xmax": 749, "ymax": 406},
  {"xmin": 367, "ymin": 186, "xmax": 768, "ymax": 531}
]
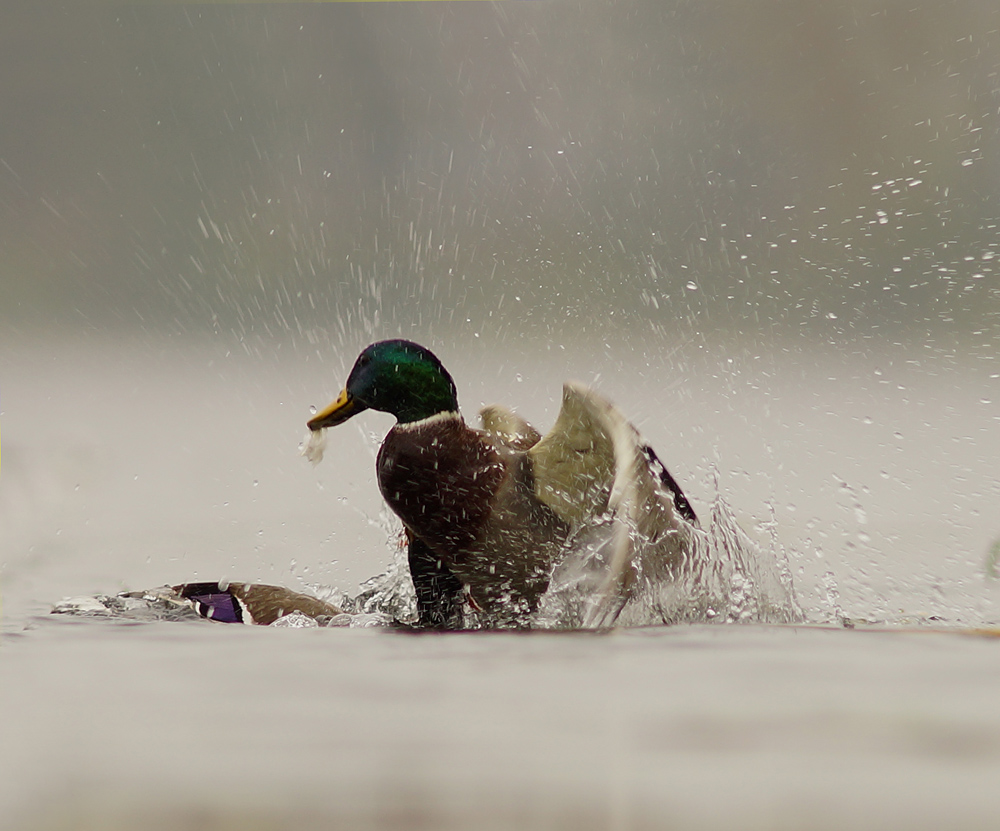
[{"xmin": 7, "ymin": 618, "xmax": 1000, "ymax": 831}]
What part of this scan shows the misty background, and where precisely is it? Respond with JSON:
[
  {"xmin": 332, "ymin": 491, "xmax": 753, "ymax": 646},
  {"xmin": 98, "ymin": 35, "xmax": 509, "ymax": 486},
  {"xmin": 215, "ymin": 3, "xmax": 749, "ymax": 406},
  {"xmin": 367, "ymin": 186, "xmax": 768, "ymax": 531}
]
[
  {"xmin": 1, "ymin": 1, "xmax": 998, "ymax": 622},
  {"xmin": 3, "ymin": 2, "xmax": 998, "ymax": 345}
]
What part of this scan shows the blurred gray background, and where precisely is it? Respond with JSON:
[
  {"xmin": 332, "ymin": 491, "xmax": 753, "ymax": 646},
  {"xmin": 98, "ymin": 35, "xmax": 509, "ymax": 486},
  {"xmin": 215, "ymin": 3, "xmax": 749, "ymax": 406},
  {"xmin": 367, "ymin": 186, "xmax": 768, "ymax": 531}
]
[
  {"xmin": 3, "ymin": 1, "xmax": 998, "ymax": 346},
  {"xmin": 1, "ymin": 1, "xmax": 998, "ymax": 622}
]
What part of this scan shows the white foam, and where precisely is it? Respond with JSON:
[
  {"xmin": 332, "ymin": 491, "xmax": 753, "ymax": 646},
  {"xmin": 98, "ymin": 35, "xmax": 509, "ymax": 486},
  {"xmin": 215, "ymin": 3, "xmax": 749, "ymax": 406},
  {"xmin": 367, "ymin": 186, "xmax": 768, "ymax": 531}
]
[
  {"xmin": 271, "ymin": 612, "xmax": 319, "ymax": 628},
  {"xmin": 299, "ymin": 429, "xmax": 327, "ymax": 464}
]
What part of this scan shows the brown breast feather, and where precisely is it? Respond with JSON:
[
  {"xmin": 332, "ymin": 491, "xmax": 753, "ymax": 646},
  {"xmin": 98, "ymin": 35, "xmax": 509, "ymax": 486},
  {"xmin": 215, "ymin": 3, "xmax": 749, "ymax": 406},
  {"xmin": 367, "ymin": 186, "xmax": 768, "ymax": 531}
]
[
  {"xmin": 376, "ymin": 416, "xmax": 505, "ymax": 558},
  {"xmin": 376, "ymin": 416, "xmax": 570, "ymax": 618}
]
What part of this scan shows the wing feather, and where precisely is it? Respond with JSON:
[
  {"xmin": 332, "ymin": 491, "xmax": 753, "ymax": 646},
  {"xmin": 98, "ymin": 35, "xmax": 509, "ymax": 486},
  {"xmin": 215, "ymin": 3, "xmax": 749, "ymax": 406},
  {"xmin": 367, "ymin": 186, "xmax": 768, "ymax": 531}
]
[{"xmin": 531, "ymin": 383, "xmax": 695, "ymax": 628}]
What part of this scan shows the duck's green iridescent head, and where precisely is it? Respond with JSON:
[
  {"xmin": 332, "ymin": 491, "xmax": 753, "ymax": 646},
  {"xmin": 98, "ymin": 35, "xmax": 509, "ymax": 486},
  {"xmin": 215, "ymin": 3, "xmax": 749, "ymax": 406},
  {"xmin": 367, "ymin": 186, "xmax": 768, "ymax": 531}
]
[{"xmin": 307, "ymin": 340, "xmax": 459, "ymax": 429}]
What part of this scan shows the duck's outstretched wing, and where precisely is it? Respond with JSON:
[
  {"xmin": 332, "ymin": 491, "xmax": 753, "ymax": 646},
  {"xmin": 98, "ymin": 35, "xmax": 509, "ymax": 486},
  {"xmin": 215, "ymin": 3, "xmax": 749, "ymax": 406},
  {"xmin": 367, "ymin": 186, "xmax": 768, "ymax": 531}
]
[
  {"xmin": 479, "ymin": 404, "xmax": 542, "ymax": 451},
  {"xmin": 525, "ymin": 385, "xmax": 617, "ymax": 524},
  {"xmin": 528, "ymin": 383, "xmax": 698, "ymax": 628},
  {"xmin": 174, "ymin": 582, "xmax": 343, "ymax": 625}
]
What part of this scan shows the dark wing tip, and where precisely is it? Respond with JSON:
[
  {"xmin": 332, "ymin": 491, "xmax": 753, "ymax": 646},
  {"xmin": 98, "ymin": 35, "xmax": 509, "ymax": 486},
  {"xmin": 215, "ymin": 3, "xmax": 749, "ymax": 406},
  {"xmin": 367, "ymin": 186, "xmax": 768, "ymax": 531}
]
[{"xmin": 641, "ymin": 445, "xmax": 698, "ymax": 525}]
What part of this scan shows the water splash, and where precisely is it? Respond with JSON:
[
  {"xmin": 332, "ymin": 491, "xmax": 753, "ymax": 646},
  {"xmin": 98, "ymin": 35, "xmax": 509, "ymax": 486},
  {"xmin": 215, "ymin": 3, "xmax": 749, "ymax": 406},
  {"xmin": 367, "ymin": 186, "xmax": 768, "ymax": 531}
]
[
  {"xmin": 336, "ymin": 489, "xmax": 801, "ymax": 630},
  {"xmin": 339, "ymin": 543, "xmax": 418, "ymax": 625},
  {"xmin": 535, "ymin": 494, "xmax": 801, "ymax": 629}
]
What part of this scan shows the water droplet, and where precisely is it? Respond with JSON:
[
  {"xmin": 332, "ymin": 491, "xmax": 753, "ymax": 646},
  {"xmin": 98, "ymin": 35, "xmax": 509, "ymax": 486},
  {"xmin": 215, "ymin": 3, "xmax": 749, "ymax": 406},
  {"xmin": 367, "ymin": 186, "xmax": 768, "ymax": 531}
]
[
  {"xmin": 685, "ymin": 281, "xmax": 698, "ymax": 291},
  {"xmin": 309, "ymin": 405, "xmax": 318, "ymax": 415},
  {"xmin": 961, "ymin": 158, "xmax": 974, "ymax": 166}
]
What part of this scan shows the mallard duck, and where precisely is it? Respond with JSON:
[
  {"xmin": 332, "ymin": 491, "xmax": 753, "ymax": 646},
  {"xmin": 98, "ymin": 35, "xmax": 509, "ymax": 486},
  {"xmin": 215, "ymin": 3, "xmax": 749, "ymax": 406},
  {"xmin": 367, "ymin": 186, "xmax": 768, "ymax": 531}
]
[{"xmin": 307, "ymin": 339, "xmax": 699, "ymax": 629}]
